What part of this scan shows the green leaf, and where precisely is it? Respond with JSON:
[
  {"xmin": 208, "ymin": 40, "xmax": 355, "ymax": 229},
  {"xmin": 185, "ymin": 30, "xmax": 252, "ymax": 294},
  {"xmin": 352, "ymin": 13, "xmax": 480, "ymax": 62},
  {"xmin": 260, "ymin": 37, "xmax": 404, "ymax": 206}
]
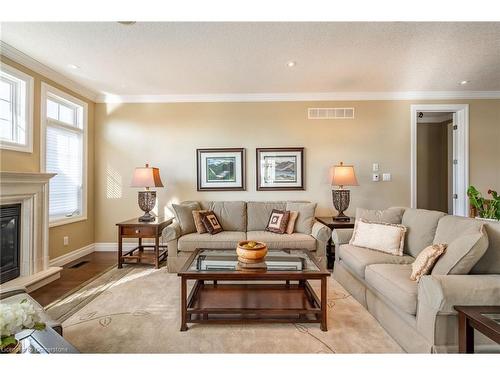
[
  {"xmin": 20, "ymin": 298, "xmax": 28, "ymax": 304},
  {"xmin": 0, "ymin": 335, "xmax": 17, "ymax": 350},
  {"xmin": 34, "ymin": 322, "xmax": 46, "ymax": 331}
]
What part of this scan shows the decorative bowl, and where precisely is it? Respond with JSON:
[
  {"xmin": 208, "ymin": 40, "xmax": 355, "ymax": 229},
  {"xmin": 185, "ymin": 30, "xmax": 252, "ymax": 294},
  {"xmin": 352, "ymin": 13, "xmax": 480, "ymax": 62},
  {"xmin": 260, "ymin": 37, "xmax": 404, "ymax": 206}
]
[{"xmin": 236, "ymin": 240, "xmax": 268, "ymax": 263}]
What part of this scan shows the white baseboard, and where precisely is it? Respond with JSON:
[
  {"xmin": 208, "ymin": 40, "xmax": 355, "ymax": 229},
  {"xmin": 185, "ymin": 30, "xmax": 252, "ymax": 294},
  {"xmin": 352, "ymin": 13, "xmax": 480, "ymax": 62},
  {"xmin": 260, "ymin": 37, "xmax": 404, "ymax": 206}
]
[
  {"xmin": 93, "ymin": 241, "xmax": 155, "ymax": 252},
  {"xmin": 49, "ymin": 243, "xmax": 95, "ymax": 267}
]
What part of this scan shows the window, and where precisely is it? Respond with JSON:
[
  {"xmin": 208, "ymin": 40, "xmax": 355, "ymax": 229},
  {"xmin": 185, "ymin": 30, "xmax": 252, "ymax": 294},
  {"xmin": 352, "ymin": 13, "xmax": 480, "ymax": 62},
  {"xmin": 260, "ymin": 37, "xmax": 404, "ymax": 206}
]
[
  {"xmin": 41, "ymin": 83, "xmax": 87, "ymax": 226},
  {"xmin": 0, "ymin": 63, "xmax": 34, "ymax": 152}
]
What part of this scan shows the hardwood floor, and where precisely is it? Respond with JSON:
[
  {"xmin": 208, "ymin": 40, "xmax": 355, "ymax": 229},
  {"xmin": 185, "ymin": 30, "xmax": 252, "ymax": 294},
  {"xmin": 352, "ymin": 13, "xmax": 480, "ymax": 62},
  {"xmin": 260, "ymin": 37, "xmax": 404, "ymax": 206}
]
[{"xmin": 30, "ymin": 252, "xmax": 116, "ymax": 307}]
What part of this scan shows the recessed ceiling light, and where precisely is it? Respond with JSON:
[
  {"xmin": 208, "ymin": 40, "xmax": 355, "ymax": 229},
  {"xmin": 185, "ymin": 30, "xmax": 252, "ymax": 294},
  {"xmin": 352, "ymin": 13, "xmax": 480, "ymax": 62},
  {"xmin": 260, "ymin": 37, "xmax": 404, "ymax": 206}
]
[
  {"xmin": 118, "ymin": 21, "xmax": 136, "ymax": 26},
  {"xmin": 286, "ymin": 61, "xmax": 296, "ymax": 68},
  {"xmin": 459, "ymin": 80, "xmax": 470, "ymax": 85},
  {"xmin": 67, "ymin": 64, "xmax": 79, "ymax": 70}
]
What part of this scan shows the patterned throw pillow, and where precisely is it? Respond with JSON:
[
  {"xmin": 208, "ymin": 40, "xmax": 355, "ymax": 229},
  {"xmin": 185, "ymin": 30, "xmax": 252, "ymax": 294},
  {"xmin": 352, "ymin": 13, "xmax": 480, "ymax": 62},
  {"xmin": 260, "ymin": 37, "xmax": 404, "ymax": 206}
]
[
  {"xmin": 200, "ymin": 211, "xmax": 223, "ymax": 235},
  {"xmin": 192, "ymin": 210, "xmax": 209, "ymax": 234},
  {"xmin": 286, "ymin": 211, "xmax": 298, "ymax": 234},
  {"xmin": 411, "ymin": 244, "xmax": 447, "ymax": 282},
  {"xmin": 265, "ymin": 209, "xmax": 290, "ymax": 234}
]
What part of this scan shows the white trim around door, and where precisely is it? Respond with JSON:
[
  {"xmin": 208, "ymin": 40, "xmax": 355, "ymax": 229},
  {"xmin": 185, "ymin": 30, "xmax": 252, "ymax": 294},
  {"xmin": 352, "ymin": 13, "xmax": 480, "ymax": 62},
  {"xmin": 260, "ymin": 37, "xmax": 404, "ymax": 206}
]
[{"xmin": 410, "ymin": 104, "xmax": 469, "ymax": 217}]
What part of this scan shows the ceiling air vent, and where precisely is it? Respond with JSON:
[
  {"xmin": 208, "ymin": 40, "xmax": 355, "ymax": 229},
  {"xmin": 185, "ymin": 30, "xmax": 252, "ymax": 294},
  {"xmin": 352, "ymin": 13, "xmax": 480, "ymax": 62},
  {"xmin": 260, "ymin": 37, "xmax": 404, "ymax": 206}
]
[{"xmin": 308, "ymin": 107, "xmax": 355, "ymax": 120}]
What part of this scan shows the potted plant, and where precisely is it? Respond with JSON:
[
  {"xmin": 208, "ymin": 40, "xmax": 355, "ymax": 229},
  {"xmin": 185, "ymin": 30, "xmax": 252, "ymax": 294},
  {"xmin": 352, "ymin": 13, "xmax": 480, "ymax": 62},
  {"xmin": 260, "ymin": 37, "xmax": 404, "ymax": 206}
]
[
  {"xmin": 467, "ymin": 186, "xmax": 500, "ymax": 221},
  {"xmin": 0, "ymin": 299, "xmax": 46, "ymax": 354}
]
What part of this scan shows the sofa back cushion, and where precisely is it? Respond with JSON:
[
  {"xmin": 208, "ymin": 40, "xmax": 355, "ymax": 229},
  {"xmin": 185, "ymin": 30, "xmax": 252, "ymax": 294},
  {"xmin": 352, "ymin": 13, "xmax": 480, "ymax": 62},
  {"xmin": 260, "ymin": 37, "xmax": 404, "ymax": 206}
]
[
  {"xmin": 199, "ymin": 201, "xmax": 247, "ymax": 231},
  {"xmin": 470, "ymin": 220, "xmax": 500, "ymax": 274},
  {"xmin": 355, "ymin": 207, "xmax": 405, "ymax": 224},
  {"xmin": 285, "ymin": 202, "xmax": 317, "ymax": 234},
  {"xmin": 401, "ymin": 208, "xmax": 446, "ymax": 257},
  {"xmin": 432, "ymin": 226, "xmax": 488, "ymax": 275},
  {"xmin": 172, "ymin": 202, "xmax": 200, "ymax": 235},
  {"xmin": 247, "ymin": 201, "xmax": 286, "ymax": 231}
]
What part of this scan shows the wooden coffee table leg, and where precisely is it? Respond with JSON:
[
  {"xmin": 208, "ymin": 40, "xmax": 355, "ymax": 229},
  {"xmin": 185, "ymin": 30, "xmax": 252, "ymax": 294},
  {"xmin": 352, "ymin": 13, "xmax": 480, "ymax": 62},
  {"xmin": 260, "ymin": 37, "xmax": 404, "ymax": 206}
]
[
  {"xmin": 458, "ymin": 312, "xmax": 474, "ymax": 353},
  {"xmin": 180, "ymin": 276, "xmax": 188, "ymax": 331},
  {"xmin": 320, "ymin": 276, "xmax": 327, "ymax": 331}
]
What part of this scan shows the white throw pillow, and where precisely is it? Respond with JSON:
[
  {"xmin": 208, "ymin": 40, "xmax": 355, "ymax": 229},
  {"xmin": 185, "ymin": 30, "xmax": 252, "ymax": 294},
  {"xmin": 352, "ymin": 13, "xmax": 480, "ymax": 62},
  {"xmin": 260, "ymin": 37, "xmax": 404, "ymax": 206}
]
[{"xmin": 350, "ymin": 219, "xmax": 407, "ymax": 256}]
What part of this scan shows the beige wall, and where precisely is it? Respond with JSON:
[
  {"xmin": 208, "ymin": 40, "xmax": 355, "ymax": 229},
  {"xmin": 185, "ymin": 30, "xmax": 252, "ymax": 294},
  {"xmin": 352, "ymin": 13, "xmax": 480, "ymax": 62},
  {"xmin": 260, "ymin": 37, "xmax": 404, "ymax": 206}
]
[
  {"xmin": 94, "ymin": 99, "xmax": 500, "ymax": 242},
  {"xmin": 0, "ymin": 56, "xmax": 95, "ymax": 259}
]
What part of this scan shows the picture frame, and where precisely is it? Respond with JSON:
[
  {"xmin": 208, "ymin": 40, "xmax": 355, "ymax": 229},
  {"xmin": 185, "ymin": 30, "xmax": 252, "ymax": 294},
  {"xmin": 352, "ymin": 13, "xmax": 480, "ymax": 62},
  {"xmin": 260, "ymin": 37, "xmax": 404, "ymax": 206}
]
[
  {"xmin": 196, "ymin": 148, "xmax": 246, "ymax": 191},
  {"xmin": 256, "ymin": 147, "xmax": 304, "ymax": 191}
]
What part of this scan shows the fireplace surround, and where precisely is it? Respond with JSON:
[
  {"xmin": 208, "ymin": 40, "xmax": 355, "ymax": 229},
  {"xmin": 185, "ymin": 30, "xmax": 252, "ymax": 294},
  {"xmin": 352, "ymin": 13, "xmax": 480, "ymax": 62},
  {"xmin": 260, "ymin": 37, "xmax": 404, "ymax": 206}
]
[{"xmin": 0, "ymin": 171, "xmax": 61, "ymax": 292}]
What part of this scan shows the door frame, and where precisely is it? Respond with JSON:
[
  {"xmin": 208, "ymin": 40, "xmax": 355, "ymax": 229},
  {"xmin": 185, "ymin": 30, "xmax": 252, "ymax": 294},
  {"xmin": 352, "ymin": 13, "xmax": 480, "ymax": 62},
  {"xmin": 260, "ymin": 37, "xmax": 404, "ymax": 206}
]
[{"xmin": 410, "ymin": 104, "xmax": 469, "ymax": 216}]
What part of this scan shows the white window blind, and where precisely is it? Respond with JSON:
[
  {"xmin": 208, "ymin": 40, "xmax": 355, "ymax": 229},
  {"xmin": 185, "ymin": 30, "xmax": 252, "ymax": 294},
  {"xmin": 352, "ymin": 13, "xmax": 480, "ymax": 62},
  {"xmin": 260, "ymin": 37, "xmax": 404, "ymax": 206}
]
[
  {"xmin": 43, "ymin": 86, "xmax": 86, "ymax": 224},
  {"xmin": 0, "ymin": 64, "xmax": 33, "ymax": 152}
]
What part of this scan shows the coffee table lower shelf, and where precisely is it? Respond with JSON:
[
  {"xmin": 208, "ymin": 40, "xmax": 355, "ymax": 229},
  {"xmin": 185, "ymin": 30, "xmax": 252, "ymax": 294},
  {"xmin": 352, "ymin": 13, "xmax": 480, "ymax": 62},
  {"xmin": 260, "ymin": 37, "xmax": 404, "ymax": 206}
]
[{"xmin": 182, "ymin": 281, "xmax": 324, "ymax": 330}]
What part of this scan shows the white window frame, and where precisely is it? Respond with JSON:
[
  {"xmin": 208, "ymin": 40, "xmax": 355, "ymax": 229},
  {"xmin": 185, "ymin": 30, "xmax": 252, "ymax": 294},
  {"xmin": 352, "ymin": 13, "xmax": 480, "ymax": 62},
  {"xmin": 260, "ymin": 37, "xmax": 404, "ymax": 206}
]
[
  {"xmin": 0, "ymin": 63, "xmax": 34, "ymax": 153},
  {"xmin": 40, "ymin": 82, "xmax": 88, "ymax": 227}
]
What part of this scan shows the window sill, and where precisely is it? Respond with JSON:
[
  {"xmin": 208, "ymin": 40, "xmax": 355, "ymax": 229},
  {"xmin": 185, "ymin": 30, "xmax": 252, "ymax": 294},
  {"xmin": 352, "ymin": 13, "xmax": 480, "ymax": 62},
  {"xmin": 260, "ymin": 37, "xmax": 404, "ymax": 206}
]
[
  {"xmin": 49, "ymin": 215, "xmax": 87, "ymax": 228},
  {"xmin": 0, "ymin": 140, "xmax": 33, "ymax": 153}
]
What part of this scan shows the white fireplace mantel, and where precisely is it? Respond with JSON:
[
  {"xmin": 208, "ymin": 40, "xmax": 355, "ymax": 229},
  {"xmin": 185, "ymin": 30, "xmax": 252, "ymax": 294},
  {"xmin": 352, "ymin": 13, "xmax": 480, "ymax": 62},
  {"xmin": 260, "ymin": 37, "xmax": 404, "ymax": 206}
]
[{"xmin": 0, "ymin": 171, "xmax": 62, "ymax": 292}]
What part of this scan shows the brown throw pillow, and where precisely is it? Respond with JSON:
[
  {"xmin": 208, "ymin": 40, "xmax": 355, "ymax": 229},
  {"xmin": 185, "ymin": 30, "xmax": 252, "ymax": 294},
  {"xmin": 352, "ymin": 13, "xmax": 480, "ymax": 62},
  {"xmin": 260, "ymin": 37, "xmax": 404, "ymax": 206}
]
[
  {"xmin": 411, "ymin": 244, "xmax": 447, "ymax": 282},
  {"xmin": 265, "ymin": 209, "xmax": 290, "ymax": 234},
  {"xmin": 192, "ymin": 210, "xmax": 209, "ymax": 234},
  {"xmin": 286, "ymin": 211, "xmax": 298, "ymax": 234},
  {"xmin": 200, "ymin": 211, "xmax": 223, "ymax": 235}
]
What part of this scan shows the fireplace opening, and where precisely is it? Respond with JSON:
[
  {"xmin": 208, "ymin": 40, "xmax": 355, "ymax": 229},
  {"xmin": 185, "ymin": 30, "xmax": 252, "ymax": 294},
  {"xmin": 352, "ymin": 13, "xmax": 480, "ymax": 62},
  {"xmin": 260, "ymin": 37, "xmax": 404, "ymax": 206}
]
[{"xmin": 1, "ymin": 204, "xmax": 21, "ymax": 283}]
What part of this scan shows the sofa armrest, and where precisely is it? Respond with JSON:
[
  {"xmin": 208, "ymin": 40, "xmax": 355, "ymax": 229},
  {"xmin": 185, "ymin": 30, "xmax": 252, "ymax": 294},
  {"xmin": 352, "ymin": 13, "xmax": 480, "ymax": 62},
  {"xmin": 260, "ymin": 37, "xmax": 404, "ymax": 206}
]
[
  {"xmin": 311, "ymin": 221, "xmax": 332, "ymax": 242},
  {"xmin": 418, "ymin": 274, "xmax": 500, "ymax": 315},
  {"xmin": 332, "ymin": 228, "xmax": 354, "ymax": 246},
  {"xmin": 162, "ymin": 221, "xmax": 182, "ymax": 242}
]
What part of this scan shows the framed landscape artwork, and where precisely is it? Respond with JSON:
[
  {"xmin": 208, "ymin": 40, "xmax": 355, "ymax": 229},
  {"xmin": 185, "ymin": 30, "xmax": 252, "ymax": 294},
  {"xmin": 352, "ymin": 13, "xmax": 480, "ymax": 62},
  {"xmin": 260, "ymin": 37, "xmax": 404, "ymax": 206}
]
[
  {"xmin": 256, "ymin": 147, "xmax": 304, "ymax": 190},
  {"xmin": 197, "ymin": 148, "xmax": 246, "ymax": 191}
]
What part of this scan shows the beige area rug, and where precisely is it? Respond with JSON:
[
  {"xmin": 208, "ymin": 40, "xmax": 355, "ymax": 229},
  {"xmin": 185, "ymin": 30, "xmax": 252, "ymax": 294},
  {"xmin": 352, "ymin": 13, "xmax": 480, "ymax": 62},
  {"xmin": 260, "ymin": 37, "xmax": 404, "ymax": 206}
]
[{"xmin": 46, "ymin": 265, "xmax": 403, "ymax": 353}]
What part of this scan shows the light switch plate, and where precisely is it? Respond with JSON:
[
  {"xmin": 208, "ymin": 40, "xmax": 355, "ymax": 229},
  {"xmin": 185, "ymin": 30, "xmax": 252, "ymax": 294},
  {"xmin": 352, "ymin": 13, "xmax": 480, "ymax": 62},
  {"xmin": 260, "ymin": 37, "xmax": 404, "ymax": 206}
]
[
  {"xmin": 372, "ymin": 163, "xmax": 379, "ymax": 172},
  {"xmin": 372, "ymin": 173, "xmax": 380, "ymax": 182},
  {"xmin": 382, "ymin": 173, "xmax": 391, "ymax": 181},
  {"xmin": 63, "ymin": 236, "xmax": 69, "ymax": 246}
]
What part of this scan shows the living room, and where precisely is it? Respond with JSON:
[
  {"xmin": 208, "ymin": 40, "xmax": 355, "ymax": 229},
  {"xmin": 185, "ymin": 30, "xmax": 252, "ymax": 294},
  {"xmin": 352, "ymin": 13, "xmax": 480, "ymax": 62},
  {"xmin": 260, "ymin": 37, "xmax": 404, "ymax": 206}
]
[{"xmin": 1, "ymin": 0, "xmax": 500, "ymax": 372}]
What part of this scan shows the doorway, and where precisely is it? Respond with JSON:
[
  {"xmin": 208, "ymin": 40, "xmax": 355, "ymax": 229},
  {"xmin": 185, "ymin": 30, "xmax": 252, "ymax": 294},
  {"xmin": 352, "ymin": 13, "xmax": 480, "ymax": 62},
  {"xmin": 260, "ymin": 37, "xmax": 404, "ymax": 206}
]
[{"xmin": 410, "ymin": 104, "xmax": 469, "ymax": 216}]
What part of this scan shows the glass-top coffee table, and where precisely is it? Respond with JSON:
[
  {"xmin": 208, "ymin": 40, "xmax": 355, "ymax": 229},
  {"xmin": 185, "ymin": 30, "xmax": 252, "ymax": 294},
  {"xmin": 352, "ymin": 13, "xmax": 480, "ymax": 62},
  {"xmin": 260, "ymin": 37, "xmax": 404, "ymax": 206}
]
[
  {"xmin": 454, "ymin": 305, "xmax": 500, "ymax": 353},
  {"xmin": 178, "ymin": 248, "xmax": 330, "ymax": 331}
]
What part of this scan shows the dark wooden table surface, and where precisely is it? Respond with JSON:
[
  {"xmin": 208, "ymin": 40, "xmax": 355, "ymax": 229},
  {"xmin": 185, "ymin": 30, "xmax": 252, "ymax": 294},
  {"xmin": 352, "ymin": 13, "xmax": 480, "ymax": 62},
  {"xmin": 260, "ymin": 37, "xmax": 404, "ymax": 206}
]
[
  {"xmin": 454, "ymin": 305, "xmax": 500, "ymax": 353},
  {"xmin": 315, "ymin": 216, "xmax": 355, "ymax": 269},
  {"xmin": 116, "ymin": 216, "xmax": 173, "ymax": 269}
]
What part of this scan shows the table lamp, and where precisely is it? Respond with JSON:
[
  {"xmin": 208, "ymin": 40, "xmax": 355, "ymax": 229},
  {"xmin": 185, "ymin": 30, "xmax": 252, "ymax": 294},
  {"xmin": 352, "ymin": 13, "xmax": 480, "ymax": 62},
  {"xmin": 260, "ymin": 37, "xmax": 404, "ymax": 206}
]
[
  {"xmin": 331, "ymin": 162, "xmax": 358, "ymax": 221},
  {"xmin": 130, "ymin": 164, "xmax": 164, "ymax": 222}
]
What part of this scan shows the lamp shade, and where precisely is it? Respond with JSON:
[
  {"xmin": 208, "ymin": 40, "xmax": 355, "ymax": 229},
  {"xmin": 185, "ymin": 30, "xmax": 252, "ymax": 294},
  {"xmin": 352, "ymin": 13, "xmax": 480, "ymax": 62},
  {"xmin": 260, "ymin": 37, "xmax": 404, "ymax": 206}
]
[
  {"xmin": 131, "ymin": 164, "xmax": 164, "ymax": 188},
  {"xmin": 331, "ymin": 162, "xmax": 358, "ymax": 188}
]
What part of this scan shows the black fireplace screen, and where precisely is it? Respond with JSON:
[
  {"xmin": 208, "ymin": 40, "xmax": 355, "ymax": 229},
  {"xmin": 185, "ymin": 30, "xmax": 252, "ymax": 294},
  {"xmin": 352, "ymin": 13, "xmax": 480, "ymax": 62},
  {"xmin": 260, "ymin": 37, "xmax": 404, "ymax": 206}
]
[{"xmin": 1, "ymin": 204, "xmax": 21, "ymax": 284}]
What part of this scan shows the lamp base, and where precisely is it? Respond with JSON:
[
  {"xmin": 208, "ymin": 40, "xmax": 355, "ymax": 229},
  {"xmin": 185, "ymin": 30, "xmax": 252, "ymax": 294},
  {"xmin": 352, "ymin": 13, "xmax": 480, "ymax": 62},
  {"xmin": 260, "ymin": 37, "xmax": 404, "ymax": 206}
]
[
  {"xmin": 138, "ymin": 191, "xmax": 157, "ymax": 222},
  {"xmin": 332, "ymin": 189, "xmax": 351, "ymax": 222},
  {"xmin": 138, "ymin": 212, "xmax": 155, "ymax": 222}
]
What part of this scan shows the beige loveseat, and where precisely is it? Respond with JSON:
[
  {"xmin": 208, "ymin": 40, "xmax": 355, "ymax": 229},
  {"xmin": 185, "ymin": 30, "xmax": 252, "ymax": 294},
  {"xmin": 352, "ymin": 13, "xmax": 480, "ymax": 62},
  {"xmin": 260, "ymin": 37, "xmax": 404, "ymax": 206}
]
[
  {"xmin": 162, "ymin": 201, "xmax": 331, "ymax": 273},
  {"xmin": 332, "ymin": 207, "xmax": 500, "ymax": 353}
]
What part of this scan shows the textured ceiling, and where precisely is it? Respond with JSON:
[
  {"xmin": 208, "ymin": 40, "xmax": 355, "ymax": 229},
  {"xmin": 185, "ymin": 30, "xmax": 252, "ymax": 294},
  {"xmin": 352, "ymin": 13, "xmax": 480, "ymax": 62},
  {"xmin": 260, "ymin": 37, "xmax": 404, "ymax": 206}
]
[{"xmin": 1, "ymin": 22, "xmax": 500, "ymax": 97}]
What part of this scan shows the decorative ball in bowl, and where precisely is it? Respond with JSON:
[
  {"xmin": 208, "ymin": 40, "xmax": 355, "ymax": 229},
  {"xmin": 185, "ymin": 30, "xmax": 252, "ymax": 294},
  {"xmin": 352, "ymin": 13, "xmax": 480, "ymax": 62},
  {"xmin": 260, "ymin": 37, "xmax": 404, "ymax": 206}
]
[{"xmin": 236, "ymin": 240, "xmax": 268, "ymax": 263}]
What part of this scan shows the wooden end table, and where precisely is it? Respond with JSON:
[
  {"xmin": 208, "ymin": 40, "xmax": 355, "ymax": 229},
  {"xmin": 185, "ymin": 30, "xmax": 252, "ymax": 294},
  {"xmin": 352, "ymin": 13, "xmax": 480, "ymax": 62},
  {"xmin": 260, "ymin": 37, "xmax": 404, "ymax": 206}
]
[
  {"xmin": 454, "ymin": 305, "xmax": 500, "ymax": 353},
  {"xmin": 116, "ymin": 216, "xmax": 173, "ymax": 269},
  {"xmin": 315, "ymin": 216, "xmax": 355, "ymax": 269}
]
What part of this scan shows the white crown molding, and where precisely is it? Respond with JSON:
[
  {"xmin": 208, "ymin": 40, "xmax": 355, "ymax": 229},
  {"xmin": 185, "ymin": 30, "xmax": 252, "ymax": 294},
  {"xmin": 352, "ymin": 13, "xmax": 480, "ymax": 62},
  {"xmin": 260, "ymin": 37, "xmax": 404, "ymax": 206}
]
[
  {"xmin": 97, "ymin": 90, "xmax": 500, "ymax": 103},
  {"xmin": 0, "ymin": 41, "xmax": 98, "ymax": 102}
]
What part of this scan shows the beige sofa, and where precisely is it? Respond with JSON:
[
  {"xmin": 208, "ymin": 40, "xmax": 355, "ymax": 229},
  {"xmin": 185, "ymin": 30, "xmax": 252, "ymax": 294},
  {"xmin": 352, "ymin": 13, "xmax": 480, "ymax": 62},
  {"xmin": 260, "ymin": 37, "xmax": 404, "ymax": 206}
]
[
  {"xmin": 332, "ymin": 207, "xmax": 500, "ymax": 353},
  {"xmin": 163, "ymin": 201, "xmax": 331, "ymax": 272}
]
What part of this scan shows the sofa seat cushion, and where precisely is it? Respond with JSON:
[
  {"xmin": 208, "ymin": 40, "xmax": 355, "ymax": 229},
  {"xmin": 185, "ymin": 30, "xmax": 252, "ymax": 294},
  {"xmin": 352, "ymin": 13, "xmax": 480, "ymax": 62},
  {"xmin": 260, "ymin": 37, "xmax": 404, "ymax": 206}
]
[
  {"xmin": 365, "ymin": 263, "xmax": 418, "ymax": 315},
  {"xmin": 177, "ymin": 231, "xmax": 246, "ymax": 252},
  {"xmin": 246, "ymin": 231, "xmax": 316, "ymax": 250},
  {"xmin": 338, "ymin": 244, "xmax": 415, "ymax": 279}
]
